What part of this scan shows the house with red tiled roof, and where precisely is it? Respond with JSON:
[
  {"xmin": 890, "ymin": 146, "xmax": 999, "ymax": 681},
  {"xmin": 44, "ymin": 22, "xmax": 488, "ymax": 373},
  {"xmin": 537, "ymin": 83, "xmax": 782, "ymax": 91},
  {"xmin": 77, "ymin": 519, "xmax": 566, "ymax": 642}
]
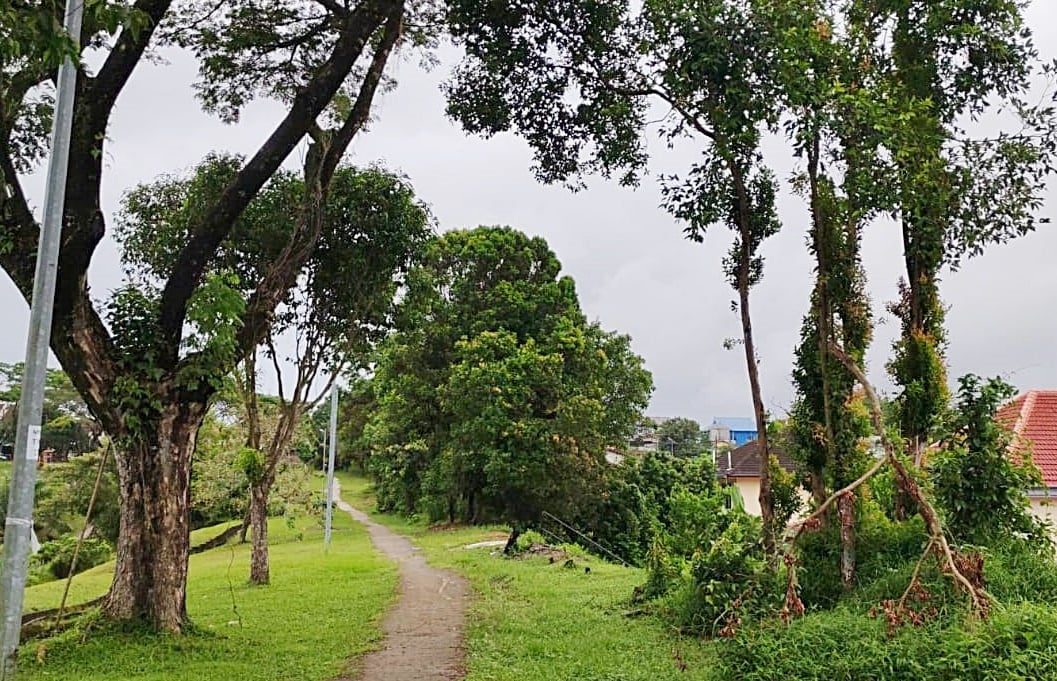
[{"xmin": 997, "ymin": 390, "xmax": 1057, "ymax": 524}]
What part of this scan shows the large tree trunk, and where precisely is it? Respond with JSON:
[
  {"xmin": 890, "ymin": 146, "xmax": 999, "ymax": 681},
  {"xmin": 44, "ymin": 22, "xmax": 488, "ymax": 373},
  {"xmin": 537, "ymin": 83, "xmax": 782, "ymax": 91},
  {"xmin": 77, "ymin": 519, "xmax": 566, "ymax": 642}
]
[
  {"xmin": 104, "ymin": 401, "xmax": 205, "ymax": 632},
  {"xmin": 248, "ymin": 473, "xmax": 274, "ymax": 585}
]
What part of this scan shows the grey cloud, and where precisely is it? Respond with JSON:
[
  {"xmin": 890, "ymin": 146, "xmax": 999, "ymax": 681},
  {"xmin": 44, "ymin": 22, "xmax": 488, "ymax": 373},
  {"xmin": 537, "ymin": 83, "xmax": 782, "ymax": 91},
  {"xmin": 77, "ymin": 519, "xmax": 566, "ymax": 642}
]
[{"xmin": 5, "ymin": 14, "xmax": 1057, "ymax": 428}]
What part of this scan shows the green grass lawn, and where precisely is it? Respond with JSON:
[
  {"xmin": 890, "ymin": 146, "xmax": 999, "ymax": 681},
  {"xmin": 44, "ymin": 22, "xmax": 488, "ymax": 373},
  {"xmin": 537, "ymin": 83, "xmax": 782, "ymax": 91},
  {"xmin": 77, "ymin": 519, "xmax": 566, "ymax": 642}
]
[
  {"xmin": 336, "ymin": 471, "xmax": 720, "ymax": 681},
  {"xmin": 19, "ymin": 504, "xmax": 398, "ymax": 681}
]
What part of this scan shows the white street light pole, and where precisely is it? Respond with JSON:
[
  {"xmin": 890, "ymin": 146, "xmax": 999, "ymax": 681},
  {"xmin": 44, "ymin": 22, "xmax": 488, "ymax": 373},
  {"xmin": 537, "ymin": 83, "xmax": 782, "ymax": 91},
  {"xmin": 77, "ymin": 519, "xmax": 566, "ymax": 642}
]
[
  {"xmin": 0, "ymin": 0, "xmax": 83, "ymax": 675},
  {"xmin": 323, "ymin": 383, "xmax": 338, "ymax": 549}
]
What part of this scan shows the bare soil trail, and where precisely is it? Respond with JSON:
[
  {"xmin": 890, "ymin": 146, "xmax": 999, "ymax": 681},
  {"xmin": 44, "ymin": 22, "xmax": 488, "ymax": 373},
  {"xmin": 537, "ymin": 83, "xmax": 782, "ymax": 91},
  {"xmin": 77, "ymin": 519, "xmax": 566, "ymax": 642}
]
[{"xmin": 334, "ymin": 483, "xmax": 468, "ymax": 681}]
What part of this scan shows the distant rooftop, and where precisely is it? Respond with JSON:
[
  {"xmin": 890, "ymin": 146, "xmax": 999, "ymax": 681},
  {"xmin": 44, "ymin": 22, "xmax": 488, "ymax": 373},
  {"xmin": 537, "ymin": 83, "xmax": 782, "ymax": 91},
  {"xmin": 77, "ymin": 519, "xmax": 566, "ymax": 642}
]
[
  {"xmin": 719, "ymin": 440, "xmax": 798, "ymax": 478},
  {"xmin": 711, "ymin": 417, "xmax": 757, "ymax": 432}
]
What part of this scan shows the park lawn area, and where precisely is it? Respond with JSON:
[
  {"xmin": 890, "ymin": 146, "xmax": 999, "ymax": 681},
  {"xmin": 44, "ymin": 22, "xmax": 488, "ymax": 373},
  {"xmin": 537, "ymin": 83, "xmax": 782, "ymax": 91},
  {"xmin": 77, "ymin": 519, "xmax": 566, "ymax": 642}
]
[
  {"xmin": 336, "ymin": 471, "xmax": 721, "ymax": 681},
  {"xmin": 18, "ymin": 505, "xmax": 398, "ymax": 681}
]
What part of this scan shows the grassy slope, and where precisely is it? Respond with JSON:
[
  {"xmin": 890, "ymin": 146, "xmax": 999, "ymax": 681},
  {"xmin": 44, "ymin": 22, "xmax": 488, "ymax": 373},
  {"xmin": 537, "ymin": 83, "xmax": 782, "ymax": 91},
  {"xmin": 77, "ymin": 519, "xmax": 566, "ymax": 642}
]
[
  {"xmin": 337, "ymin": 472, "xmax": 720, "ymax": 681},
  {"xmin": 20, "ymin": 501, "xmax": 397, "ymax": 681}
]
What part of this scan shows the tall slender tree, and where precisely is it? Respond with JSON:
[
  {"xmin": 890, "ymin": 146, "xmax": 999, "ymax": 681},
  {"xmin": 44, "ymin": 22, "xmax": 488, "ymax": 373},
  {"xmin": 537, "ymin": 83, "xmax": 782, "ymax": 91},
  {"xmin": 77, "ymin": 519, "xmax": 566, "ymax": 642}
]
[
  {"xmin": 879, "ymin": 0, "xmax": 1057, "ymax": 467},
  {"xmin": 444, "ymin": 0, "xmax": 826, "ymax": 554}
]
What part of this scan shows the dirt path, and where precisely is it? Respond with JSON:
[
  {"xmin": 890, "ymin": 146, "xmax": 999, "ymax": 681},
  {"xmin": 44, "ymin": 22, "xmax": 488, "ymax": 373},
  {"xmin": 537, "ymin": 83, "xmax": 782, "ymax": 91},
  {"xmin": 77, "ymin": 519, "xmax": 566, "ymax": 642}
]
[{"xmin": 335, "ymin": 483, "xmax": 468, "ymax": 681}]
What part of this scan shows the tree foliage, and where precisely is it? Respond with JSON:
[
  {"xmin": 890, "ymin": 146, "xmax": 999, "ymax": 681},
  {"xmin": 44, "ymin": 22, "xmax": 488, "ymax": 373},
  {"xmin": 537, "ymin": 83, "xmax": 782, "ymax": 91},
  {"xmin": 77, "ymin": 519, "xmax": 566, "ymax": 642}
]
[
  {"xmin": 655, "ymin": 417, "xmax": 703, "ymax": 458},
  {"xmin": 191, "ymin": 397, "xmax": 317, "ymax": 530},
  {"xmin": 876, "ymin": 0, "xmax": 1057, "ymax": 456},
  {"xmin": 0, "ymin": 363, "xmax": 100, "ymax": 456},
  {"xmin": 932, "ymin": 375, "xmax": 1046, "ymax": 546},
  {"xmin": 366, "ymin": 226, "xmax": 652, "ymax": 535}
]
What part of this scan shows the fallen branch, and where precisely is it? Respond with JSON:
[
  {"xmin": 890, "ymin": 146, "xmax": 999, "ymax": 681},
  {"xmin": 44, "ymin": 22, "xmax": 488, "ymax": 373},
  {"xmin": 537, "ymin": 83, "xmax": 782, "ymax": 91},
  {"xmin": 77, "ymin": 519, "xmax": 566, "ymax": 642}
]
[
  {"xmin": 898, "ymin": 538, "xmax": 936, "ymax": 612},
  {"xmin": 784, "ymin": 454, "xmax": 888, "ymax": 546},
  {"xmin": 828, "ymin": 342, "xmax": 990, "ymax": 616},
  {"xmin": 779, "ymin": 451, "xmax": 888, "ymax": 615}
]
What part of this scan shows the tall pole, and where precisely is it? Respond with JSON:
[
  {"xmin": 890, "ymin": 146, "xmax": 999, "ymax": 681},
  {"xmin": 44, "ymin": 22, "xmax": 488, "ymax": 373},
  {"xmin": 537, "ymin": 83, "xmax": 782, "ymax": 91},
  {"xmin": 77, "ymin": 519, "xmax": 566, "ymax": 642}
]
[
  {"xmin": 320, "ymin": 427, "xmax": 327, "ymax": 496},
  {"xmin": 323, "ymin": 382, "xmax": 338, "ymax": 549},
  {"xmin": 0, "ymin": 0, "xmax": 83, "ymax": 675}
]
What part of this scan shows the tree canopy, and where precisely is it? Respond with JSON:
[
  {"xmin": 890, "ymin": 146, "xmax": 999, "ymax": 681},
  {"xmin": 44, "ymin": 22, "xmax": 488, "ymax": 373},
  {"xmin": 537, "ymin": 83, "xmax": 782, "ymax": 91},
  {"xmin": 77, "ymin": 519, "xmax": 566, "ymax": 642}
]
[
  {"xmin": 656, "ymin": 417, "xmax": 704, "ymax": 458},
  {"xmin": 366, "ymin": 226, "xmax": 653, "ymax": 533}
]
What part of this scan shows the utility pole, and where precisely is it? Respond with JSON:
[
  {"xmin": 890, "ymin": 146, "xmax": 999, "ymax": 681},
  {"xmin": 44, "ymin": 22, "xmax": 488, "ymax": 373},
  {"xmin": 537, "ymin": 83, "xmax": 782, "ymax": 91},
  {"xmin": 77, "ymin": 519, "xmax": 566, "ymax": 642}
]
[
  {"xmin": 0, "ymin": 0, "xmax": 83, "ymax": 675},
  {"xmin": 323, "ymin": 382, "xmax": 338, "ymax": 549},
  {"xmin": 320, "ymin": 427, "xmax": 327, "ymax": 496}
]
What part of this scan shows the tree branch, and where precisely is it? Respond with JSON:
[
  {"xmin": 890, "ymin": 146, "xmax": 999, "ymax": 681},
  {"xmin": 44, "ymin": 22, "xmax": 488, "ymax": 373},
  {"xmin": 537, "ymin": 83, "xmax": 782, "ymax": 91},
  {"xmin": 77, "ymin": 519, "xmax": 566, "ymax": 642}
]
[
  {"xmin": 312, "ymin": 0, "xmax": 351, "ymax": 19},
  {"xmin": 319, "ymin": 6, "xmax": 403, "ymax": 183},
  {"xmin": 827, "ymin": 341, "xmax": 991, "ymax": 616},
  {"xmin": 306, "ymin": 364, "xmax": 344, "ymax": 411},
  {"xmin": 784, "ymin": 453, "xmax": 888, "ymax": 545},
  {"xmin": 266, "ymin": 333, "xmax": 286, "ymax": 405},
  {"xmin": 898, "ymin": 538, "xmax": 935, "ymax": 611},
  {"xmin": 0, "ymin": 148, "xmax": 40, "ymax": 294},
  {"xmin": 90, "ymin": 0, "xmax": 176, "ymax": 116},
  {"xmin": 158, "ymin": 0, "xmax": 401, "ymax": 364}
]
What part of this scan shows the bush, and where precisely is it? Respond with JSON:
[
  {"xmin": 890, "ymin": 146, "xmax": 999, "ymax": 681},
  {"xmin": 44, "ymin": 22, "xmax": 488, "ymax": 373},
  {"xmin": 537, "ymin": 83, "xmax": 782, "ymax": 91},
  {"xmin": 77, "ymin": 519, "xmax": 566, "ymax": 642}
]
[
  {"xmin": 716, "ymin": 603, "xmax": 1057, "ymax": 681},
  {"xmin": 513, "ymin": 529, "xmax": 549, "ymax": 552},
  {"xmin": 933, "ymin": 375, "xmax": 1046, "ymax": 546},
  {"xmin": 32, "ymin": 536, "xmax": 113, "ymax": 580},
  {"xmin": 641, "ymin": 488, "xmax": 783, "ymax": 634},
  {"xmin": 571, "ymin": 464, "xmax": 655, "ymax": 565},
  {"xmin": 796, "ymin": 510, "xmax": 928, "ymax": 610}
]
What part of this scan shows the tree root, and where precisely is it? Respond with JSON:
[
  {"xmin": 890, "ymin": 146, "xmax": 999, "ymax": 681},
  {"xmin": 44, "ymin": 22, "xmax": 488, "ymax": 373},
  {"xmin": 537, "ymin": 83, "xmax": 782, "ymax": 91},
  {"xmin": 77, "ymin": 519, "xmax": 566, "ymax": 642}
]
[{"xmin": 21, "ymin": 596, "xmax": 105, "ymax": 640}]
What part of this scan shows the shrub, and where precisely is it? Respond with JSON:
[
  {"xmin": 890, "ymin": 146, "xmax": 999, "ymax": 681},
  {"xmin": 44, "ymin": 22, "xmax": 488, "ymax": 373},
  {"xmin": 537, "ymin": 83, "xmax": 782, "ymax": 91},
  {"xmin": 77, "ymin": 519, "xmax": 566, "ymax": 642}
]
[
  {"xmin": 932, "ymin": 375, "xmax": 1046, "ymax": 546},
  {"xmin": 513, "ymin": 529, "xmax": 549, "ymax": 552},
  {"xmin": 32, "ymin": 536, "xmax": 113, "ymax": 580},
  {"xmin": 642, "ymin": 488, "xmax": 782, "ymax": 634},
  {"xmin": 716, "ymin": 603, "xmax": 1057, "ymax": 681},
  {"xmin": 796, "ymin": 506, "xmax": 928, "ymax": 610}
]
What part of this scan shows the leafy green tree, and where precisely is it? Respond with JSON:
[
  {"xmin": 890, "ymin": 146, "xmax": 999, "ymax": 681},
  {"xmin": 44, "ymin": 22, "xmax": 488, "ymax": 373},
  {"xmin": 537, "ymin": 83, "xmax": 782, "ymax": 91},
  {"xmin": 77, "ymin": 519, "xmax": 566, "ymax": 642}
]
[
  {"xmin": 444, "ymin": 0, "xmax": 845, "ymax": 555},
  {"xmin": 119, "ymin": 156, "xmax": 430, "ymax": 584},
  {"xmin": 874, "ymin": 1, "xmax": 1057, "ymax": 468},
  {"xmin": 367, "ymin": 227, "xmax": 652, "ymax": 546},
  {"xmin": 932, "ymin": 376, "xmax": 1045, "ymax": 546},
  {"xmin": 2, "ymin": 0, "xmax": 419, "ymax": 630},
  {"xmin": 655, "ymin": 417, "xmax": 703, "ymax": 458},
  {"xmin": 333, "ymin": 377, "xmax": 377, "ymax": 473},
  {"xmin": 0, "ymin": 363, "xmax": 100, "ymax": 457},
  {"xmin": 191, "ymin": 402, "xmax": 317, "ymax": 534}
]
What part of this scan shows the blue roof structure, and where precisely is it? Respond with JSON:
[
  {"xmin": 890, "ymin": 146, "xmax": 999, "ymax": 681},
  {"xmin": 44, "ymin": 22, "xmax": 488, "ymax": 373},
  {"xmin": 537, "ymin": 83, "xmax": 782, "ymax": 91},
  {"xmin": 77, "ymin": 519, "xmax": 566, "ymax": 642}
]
[{"xmin": 712, "ymin": 417, "xmax": 757, "ymax": 432}]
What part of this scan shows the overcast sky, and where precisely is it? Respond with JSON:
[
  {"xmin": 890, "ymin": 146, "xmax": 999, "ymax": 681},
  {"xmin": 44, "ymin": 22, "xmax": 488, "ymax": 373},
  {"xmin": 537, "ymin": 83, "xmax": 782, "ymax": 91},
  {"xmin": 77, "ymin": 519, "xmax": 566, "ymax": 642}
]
[{"xmin": 6, "ymin": 4, "xmax": 1057, "ymax": 426}]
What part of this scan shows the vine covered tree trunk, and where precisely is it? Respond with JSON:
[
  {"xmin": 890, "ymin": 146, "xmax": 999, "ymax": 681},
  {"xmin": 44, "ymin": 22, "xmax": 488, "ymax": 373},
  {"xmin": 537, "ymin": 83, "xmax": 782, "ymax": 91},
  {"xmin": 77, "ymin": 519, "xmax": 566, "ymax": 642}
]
[
  {"xmin": 248, "ymin": 472, "xmax": 274, "ymax": 585},
  {"xmin": 105, "ymin": 401, "xmax": 206, "ymax": 632},
  {"xmin": 838, "ymin": 492, "xmax": 856, "ymax": 588}
]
